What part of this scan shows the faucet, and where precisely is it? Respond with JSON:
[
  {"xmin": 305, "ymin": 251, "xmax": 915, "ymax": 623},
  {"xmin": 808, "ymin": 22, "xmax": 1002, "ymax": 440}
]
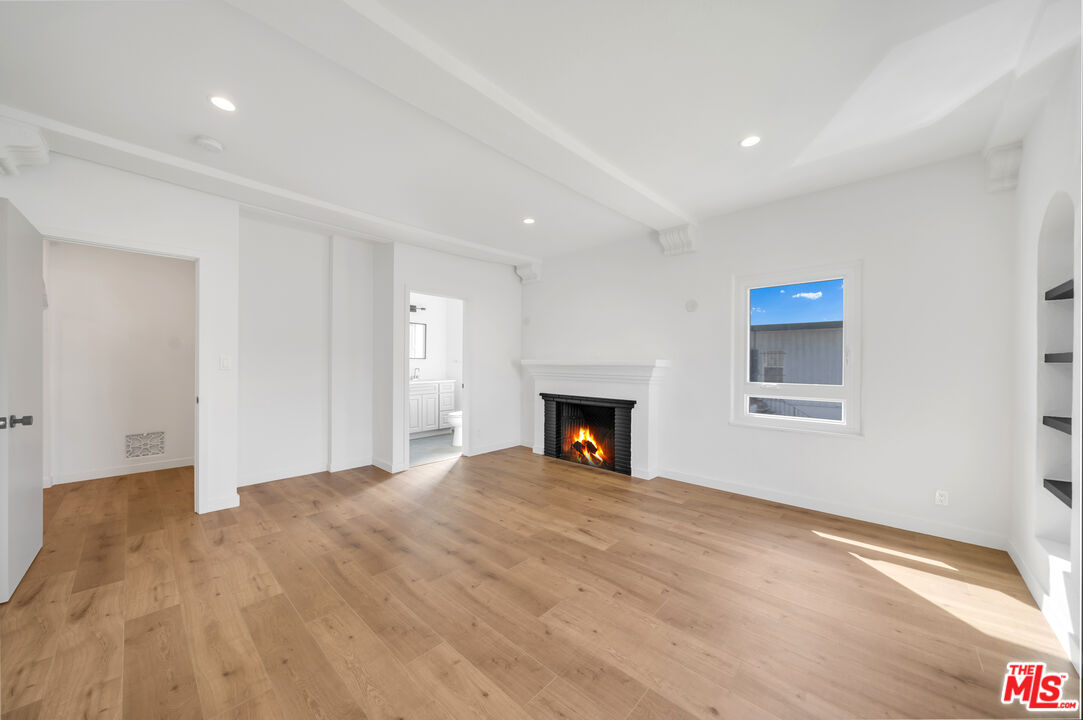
[{"xmin": 411, "ymin": 367, "xmax": 421, "ymax": 380}]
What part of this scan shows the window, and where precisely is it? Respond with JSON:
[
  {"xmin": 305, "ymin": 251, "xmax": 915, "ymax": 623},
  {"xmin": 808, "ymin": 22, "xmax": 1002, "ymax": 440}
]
[{"xmin": 733, "ymin": 263, "xmax": 861, "ymax": 434}]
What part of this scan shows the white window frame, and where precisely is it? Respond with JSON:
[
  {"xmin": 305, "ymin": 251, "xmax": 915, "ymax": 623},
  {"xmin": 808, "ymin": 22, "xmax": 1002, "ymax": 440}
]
[{"xmin": 731, "ymin": 261, "xmax": 862, "ymax": 435}]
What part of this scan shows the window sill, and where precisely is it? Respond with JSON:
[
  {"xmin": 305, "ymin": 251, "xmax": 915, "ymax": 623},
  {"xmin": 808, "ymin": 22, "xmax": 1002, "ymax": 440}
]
[{"xmin": 729, "ymin": 415, "xmax": 863, "ymax": 437}]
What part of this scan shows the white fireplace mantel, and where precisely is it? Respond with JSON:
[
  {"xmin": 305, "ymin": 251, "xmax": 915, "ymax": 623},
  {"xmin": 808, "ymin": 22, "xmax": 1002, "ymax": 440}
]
[
  {"xmin": 520, "ymin": 359, "xmax": 670, "ymax": 383},
  {"xmin": 521, "ymin": 360, "xmax": 668, "ymax": 479}
]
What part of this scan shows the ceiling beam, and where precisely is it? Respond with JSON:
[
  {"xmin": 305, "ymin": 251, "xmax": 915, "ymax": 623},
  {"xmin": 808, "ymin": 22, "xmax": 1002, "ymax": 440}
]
[
  {"xmin": 2, "ymin": 105, "xmax": 540, "ymax": 268},
  {"xmin": 223, "ymin": 0, "xmax": 691, "ymax": 231}
]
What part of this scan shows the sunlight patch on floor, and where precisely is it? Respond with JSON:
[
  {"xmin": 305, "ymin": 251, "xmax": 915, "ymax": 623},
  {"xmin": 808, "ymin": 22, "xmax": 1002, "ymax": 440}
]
[
  {"xmin": 850, "ymin": 551, "xmax": 1064, "ymax": 657},
  {"xmin": 812, "ymin": 530, "xmax": 957, "ymax": 570}
]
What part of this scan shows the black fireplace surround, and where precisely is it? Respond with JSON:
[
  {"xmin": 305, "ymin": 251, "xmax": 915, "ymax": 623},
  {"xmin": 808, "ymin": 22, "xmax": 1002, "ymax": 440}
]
[{"xmin": 541, "ymin": 393, "xmax": 635, "ymax": 475}]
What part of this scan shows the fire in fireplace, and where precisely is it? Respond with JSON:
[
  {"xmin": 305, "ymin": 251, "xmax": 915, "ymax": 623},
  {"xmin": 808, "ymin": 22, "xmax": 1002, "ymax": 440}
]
[{"xmin": 541, "ymin": 393, "xmax": 635, "ymax": 475}]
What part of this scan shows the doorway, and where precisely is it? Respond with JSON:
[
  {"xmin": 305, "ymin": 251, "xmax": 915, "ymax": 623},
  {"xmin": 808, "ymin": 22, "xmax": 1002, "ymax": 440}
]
[
  {"xmin": 406, "ymin": 291, "xmax": 465, "ymax": 467},
  {"xmin": 43, "ymin": 240, "xmax": 198, "ymax": 493}
]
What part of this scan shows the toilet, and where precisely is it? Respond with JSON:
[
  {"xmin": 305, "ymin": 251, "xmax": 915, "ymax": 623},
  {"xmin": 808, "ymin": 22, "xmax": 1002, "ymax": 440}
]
[{"xmin": 447, "ymin": 410, "xmax": 464, "ymax": 447}]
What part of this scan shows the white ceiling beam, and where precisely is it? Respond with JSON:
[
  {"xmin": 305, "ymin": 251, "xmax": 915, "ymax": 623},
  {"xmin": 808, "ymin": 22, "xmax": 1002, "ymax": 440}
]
[
  {"xmin": 222, "ymin": 0, "xmax": 691, "ymax": 231},
  {"xmin": 2, "ymin": 105, "xmax": 539, "ymax": 268}
]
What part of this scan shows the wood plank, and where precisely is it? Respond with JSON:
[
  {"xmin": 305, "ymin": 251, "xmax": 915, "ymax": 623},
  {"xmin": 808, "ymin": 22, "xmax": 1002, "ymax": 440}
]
[
  {"xmin": 166, "ymin": 515, "xmax": 275, "ymax": 716},
  {"xmin": 376, "ymin": 565, "xmax": 554, "ymax": 705},
  {"xmin": 0, "ymin": 572, "xmax": 75, "ymax": 713},
  {"xmin": 15, "ymin": 450, "xmax": 1077, "ymax": 719},
  {"xmin": 407, "ymin": 643, "xmax": 534, "ymax": 720},
  {"xmin": 124, "ymin": 530, "xmax": 179, "ymax": 619},
  {"xmin": 625, "ymin": 690, "xmax": 698, "ymax": 720},
  {"xmin": 307, "ymin": 606, "xmax": 446, "ymax": 720},
  {"xmin": 240, "ymin": 594, "xmax": 367, "ymax": 720},
  {"xmin": 123, "ymin": 604, "xmax": 201, "ymax": 719},
  {"xmin": 207, "ymin": 690, "xmax": 285, "ymax": 720},
  {"xmin": 249, "ymin": 530, "xmax": 345, "ymax": 621},
  {"xmin": 71, "ymin": 520, "xmax": 127, "ymax": 593},
  {"xmin": 313, "ymin": 550, "xmax": 441, "ymax": 664},
  {"xmin": 36, "ymin": 582, "xmax": 125, "ymax": 720}
]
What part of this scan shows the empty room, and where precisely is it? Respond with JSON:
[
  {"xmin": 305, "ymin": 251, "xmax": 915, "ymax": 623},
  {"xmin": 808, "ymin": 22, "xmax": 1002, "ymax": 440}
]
[{"xmin": 0, "ymin": 1, "xmax": 1080, "ymax": 719}]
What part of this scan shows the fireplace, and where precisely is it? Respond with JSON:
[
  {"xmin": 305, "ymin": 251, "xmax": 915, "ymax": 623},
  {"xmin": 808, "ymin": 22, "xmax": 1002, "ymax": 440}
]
[{"xmin": 541, "ymin": 393, "xmax": 635, "ymax": 475}]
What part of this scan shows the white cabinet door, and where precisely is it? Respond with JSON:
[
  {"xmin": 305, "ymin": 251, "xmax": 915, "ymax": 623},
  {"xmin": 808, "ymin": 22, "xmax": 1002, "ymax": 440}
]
[
  {"xmin": 408, "ymin": 396, "xmax": 422, "ymax": 432},
  {"xmin": 422, "ymin": 394, "xmax": 439, "ymax": 430},
  {"xmin": 1, "ymin": 200, "xmax": 44, "ymax": 603}
]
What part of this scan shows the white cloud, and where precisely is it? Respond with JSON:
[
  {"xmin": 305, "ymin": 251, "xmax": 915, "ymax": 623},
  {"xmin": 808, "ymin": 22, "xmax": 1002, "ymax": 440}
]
[
  {"xmin": 792, "ymin": 291, "xmax": 823, "ymax": 300},
  {"xmin": 779, "ymin": 289, "xmax": 786, "ymax": 293},
  {"xmin": 751, "ymin": 307, "xmax": 766, "ymax": 313}
]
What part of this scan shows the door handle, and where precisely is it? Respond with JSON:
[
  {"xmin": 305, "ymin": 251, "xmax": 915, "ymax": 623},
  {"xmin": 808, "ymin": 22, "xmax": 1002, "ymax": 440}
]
[
  {"xmin": 0, "ymin": 417, "xmax": 6, "ymax": 430},
  {"xmin": 9, "ymin": 415, "xmax": 32, "ymax": 427}
]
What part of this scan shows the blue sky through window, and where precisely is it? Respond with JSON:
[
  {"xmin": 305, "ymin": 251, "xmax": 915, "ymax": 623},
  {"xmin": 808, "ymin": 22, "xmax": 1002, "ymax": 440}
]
[{"xmin": 749, "ymin": 278, "xmax": 843, "ymax": 326}]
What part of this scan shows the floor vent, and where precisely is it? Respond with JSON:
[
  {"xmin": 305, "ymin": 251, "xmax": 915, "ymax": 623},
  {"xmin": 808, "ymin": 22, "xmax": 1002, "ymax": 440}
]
[{"xmin": 126, "ymin": 431, "xmax": 165, "ymax": 458}]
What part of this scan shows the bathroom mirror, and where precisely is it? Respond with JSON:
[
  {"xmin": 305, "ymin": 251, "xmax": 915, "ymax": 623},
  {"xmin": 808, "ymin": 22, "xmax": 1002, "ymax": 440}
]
[{"xmin": 409, "ymin": 322, "xmax": 427, "ymax": 359}]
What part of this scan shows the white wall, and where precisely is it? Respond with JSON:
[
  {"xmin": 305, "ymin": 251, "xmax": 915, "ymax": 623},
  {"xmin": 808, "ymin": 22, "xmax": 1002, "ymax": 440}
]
[
  {"xmin": 374, "ymin": 242, "xmax": 521, "ymax": 471},
  {"xmin": 0, "ymin": 154, "xmax": 241, "ymax": 513},
  {"xmin": 44, "ymin": 241, "xmax": 195, "ymax": 484},
  {"xmin": 330, "ymin": 234, "xmax": 375, "ymax": 472},
  {"xmin": 1011, "ymin": 52, "xmax": 1081, "ymax": 671},
  {"xmin": 238, "ymin": 217, "xmax": 330, "ymax": 485},
  {"xmin": 408, "ymin": 291, "xmax": 464, "ymax": 385},
  {"xmin": 238, "ymin": 219, "xmax": 376, "ymax": 484},
  {"xmin": 523, "ymin": 155, "xmax": 1017, "ymax": 549},
  {"xmin": 408, "ymin": 292, "xmax": 449, "ymax": 380}
]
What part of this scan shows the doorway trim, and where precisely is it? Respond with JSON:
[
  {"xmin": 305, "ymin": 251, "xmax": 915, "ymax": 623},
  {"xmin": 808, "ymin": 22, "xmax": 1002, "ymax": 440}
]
[
  {"xmin": 401, "ymin": 287, "xmax": 469, "ymax": 469},
  {"xmin": 39, "ymin": 229, "xmax": 226, "ymax": 514}
]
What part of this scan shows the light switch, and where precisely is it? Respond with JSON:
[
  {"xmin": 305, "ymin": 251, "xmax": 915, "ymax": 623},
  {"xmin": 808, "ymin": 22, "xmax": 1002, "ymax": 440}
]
[{"xmin": 219, "ymin": 354, "xmax": 233, "ymax": 371}]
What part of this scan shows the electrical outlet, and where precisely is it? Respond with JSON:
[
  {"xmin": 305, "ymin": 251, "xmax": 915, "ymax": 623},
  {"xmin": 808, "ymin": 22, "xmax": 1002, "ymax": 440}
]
[{"xmin": 935, "ymin": 490, "xmax": 949, "ymax": 506}]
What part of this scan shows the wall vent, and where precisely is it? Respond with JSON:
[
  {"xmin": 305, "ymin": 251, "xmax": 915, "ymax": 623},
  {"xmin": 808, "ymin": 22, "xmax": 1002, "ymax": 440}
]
[{"xmin": 126, "ymin": 431, "xmax": 165, "ymax": 459}]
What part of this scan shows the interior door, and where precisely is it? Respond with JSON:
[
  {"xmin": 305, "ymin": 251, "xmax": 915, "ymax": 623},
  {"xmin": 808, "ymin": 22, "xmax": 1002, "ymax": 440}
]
[{"xmin": 0, "ymin": 198, "xmax": 44, "ymax": 603}]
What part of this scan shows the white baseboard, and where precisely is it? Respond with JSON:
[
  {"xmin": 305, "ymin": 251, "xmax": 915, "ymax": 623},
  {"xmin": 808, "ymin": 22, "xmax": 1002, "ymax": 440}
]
[
  {"xmin": 328, "ymin": 456, "xmax": 373, "ymax": 473},
  {"xmin": 237, "ymin": 462, "xmax": 329, "ymax": 488},
  {"xmin": 631, "ymin": 465, "xmax": 660, "ymax": 481},
  {"xmin": 465, "ymin": 439, "xmax": 522, "ymax": 457},
  {"xmin": 51, "ymin": 456, "xmax": 194, "ymax": 485},
  {"xmin": 198, "ymin": 491, "xmax": 240, "ymax": 514},
  {"xmin": 372, "ymin": 457, "xmax": 394, "ymax": 473},
  {"xmin": 411, "ymin": 429, "xmax": 452, "ymax": 440},
  {"xmin": 1007, "ymin": 540, "xmax": 1082, "ymax": 674},
  {"xmin": 661, "ymin": 467, "xmax": 1007, "ymax": 550}
]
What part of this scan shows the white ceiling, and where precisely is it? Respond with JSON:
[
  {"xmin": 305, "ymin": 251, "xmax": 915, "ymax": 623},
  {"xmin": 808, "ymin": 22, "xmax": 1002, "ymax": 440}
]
[{"xmin": 0, "ymin": 0, "xmax": 1078, "ymax": 263}]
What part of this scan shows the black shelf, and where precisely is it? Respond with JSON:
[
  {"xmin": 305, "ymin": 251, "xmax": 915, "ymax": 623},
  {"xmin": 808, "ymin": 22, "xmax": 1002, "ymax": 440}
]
[
  {"xmin": 1044, "ymin": 352, "xmax": 1073, "ymax": 363},
  {"xmin": 1043, "ymin": 479, "xmax": 1072, "ymax": 508},
  {"xmin": 1044, "ymin": 279, "xmax": 1074, "ymax": 301},
  {"xmin": 1043, "ymin": 416, "xmax": 1072, "ymax": 434}
]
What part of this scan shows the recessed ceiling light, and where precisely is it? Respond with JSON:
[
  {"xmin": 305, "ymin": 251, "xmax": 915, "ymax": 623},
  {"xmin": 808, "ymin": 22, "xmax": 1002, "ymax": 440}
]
[
  {"xmin": 740, "ymin": 135, "xmax": 761, "ymax": 148},
  {"xmin": 209, "ymin": 96, "xmax": 236, "ymax": 112},
  {"xmin": 522, "ymin": 217, "xmax": 536, "ymax": 225}
]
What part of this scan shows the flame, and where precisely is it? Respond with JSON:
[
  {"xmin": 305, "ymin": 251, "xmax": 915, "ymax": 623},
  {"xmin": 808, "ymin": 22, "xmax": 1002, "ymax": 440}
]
[{"xmin": 568, "ymin": 425, "xmax": 606, "ymax": 467}]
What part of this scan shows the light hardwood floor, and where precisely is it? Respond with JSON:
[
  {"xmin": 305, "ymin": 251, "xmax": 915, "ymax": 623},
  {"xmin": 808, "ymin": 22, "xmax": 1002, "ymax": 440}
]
[{"xmin": 1, "ymin": 447, "xmax": 1077, "ymax": 719}]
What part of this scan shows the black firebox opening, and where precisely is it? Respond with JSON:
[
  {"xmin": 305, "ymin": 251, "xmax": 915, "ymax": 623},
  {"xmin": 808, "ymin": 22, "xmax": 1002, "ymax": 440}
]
[{"xmin": 541, "ymin": 393, "xmax": 635, "ymax": 476}]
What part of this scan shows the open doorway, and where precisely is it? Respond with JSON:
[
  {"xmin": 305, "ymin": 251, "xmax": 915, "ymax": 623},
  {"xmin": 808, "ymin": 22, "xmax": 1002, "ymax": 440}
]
[
  {"xmin": 406, "ymin": 291, "xmax": 464, "ymax": 467},
  {"xmin": 43, "ymin": 240, "xmax": 197, "ymax": 493}
]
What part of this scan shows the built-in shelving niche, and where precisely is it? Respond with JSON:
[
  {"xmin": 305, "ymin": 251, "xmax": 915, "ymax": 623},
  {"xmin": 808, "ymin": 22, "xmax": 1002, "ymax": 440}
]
[{"xmin": 1035, "ymin": 197, "xmax": 1074, "ymax": 549}]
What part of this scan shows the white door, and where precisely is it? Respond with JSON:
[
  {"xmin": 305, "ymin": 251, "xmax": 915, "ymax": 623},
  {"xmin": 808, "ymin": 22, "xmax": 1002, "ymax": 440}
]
[{"xmin": 0, "ymin": 199, "xmax": 44, "ymax": 603}]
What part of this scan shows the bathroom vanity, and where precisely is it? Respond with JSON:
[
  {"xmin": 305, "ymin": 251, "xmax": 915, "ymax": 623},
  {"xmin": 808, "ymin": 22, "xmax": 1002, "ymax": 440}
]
[{"xmin": 408, "ymin": 380, "xmax": 457, "ymax": 434}]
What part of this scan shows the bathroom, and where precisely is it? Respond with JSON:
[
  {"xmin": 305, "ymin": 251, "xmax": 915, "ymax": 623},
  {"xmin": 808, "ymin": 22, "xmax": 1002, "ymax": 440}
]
[{"xmin": 408, "ymin": 291, "xmax": 464, "ymax": 465}]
